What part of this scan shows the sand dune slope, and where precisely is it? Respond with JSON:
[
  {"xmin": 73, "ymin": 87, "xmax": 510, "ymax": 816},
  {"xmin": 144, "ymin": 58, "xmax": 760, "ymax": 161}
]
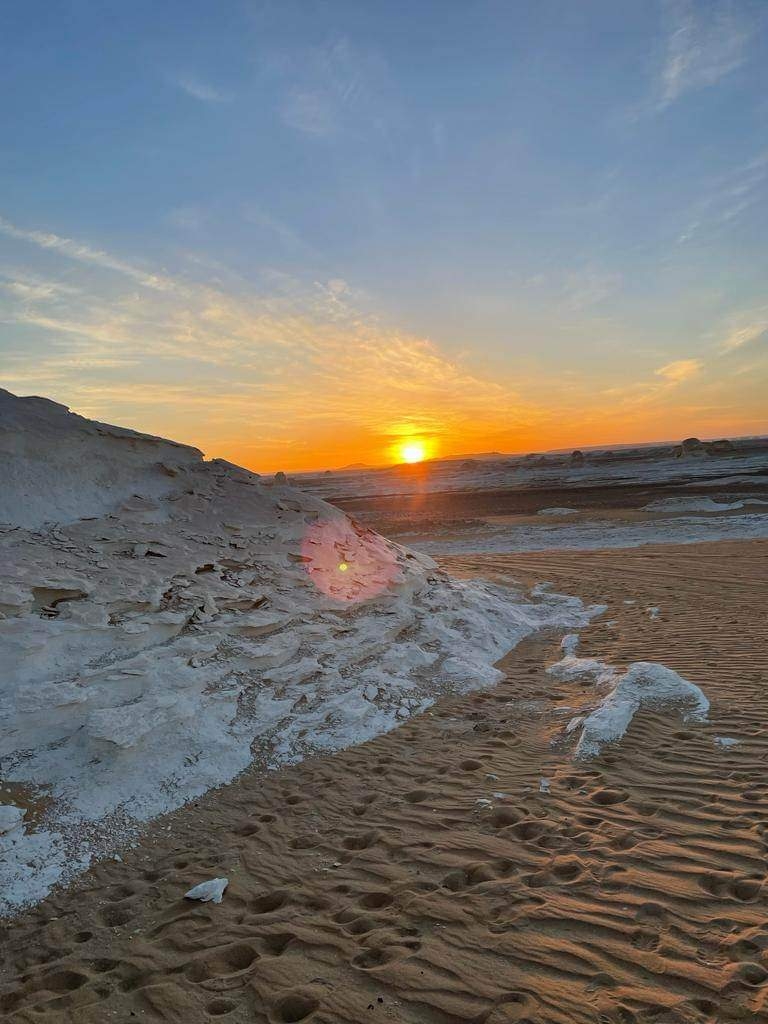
[{"xmin": 1, "ymin": 540, "xmax": 767, "ymax": 1023}]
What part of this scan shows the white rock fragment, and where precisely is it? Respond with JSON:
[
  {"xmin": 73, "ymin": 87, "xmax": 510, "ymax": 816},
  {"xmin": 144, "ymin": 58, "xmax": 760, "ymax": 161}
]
[
  {"xmin": 560, "ymin": 633, "xmax": 579, "ymax": 654},
  {"xmin": 0, "ymin": 805, "xmax": 25, "ymax": 835},
  {"xmin": 715, "ymin": 736, "xmax": 740, "ymax": 748},
  {"xmin": 573, "ymin": 661, "xmax": 709, "ymax": 758},
  {"xmin": 184, "ymin": 877, "xmax": 229, "ymax": 904},
  {"xmin": 539, "ymin": 777, "xmax": 551, "ymax": 794},
  {"xmin": 548, "ymin": 655, "xmax": 616, "ymax": 685}
]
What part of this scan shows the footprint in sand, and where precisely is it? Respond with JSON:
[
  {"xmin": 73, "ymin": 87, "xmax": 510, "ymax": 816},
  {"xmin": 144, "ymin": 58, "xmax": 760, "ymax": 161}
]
[
  {"xmin": 207, "ymin": 997, "xmax": 238, "ymax": 1016},
  {"xmin": 342, "ymin": 915, "xmax": 384, "ymax": 935},
  {"xmin": 271, "ymin": 991, "xmax": 320, "ymax": 1022},
  {"xmin": 442, "ymin": 859, "xmax": 517, "ymax": 891},
  {"xmin": 351, "ymin": 946, "xmax": 400, "ymax": 969},
  {"xmin": 185, "ymin": 942, "xmax": 260, "ymax": 991},
  {"xmin": 358, "ymin": 891, "xmax": 394, "ymax": 909},
  {"xmin": 251, "ymin": 891, "xmax": 289, "ymax": 914},
  {"xmin": 631, "ymin": 928, "xmax": 661, "ymax": 951},
  {"xmin": 591, "ymin": 788, "xmax": 629, "ymax": 806},
  {"xmin": 99, "ymin": 904, "xmax": 135, "ymax": 927},
  {"xmin": 698, "ymin": 872, "xmax": 763, "ymax": 902},
  {"xmin": 2, "ymin": 967, "xmax": 92, "ymax": 1014},
  {"xmin": 235, "ymin": 822, "xmax": 261, "ymax": 837},
  {"xmin": 341, "ymin": 829, "xmax": 380, "ymax": 851},
  {"xmin": 482, "ymin": 990, "xmax": 535, "ymax": 1022},
  {"xmin": 403, "ymin": 789, "xmax": 434, "ymax": 803}
]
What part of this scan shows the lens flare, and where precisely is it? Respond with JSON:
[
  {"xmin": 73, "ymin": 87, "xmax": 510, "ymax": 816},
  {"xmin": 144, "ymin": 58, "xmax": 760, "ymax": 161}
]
[{"xmin": 300, "ymin": 519, "xmax": 400, "ymax": 602}]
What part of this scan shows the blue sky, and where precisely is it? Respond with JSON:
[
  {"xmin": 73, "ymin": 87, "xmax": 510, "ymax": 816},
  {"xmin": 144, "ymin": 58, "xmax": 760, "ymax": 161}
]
[{"xmin": 1, "ymin": 0, "xmax": 767, "ymax": 468}]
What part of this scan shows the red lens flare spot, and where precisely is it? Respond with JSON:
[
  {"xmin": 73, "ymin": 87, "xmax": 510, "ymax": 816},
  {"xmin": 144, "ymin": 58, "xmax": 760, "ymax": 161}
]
[{"xmin": 300, "ymin": 518, "xmax": 401, "ymax": 602}]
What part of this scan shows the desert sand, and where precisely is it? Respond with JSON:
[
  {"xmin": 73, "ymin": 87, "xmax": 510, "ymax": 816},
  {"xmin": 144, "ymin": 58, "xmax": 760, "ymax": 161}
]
[{"xmin": 2, "ymin": 537, "xmax": 768, "ymax": 1023}]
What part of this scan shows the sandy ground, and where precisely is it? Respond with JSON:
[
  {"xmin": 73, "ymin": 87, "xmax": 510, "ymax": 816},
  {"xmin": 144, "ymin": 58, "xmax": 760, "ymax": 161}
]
[{"xmin": 1, "ymin": 538, "xmax": 767, "ymax": 1023}]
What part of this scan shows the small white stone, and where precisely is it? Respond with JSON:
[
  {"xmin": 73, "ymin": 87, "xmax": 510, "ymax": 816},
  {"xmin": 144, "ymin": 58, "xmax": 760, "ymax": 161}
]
[
  {"xmin": 184, "ymin": 877, "xmax": 229, "ymax": 904},
  {"xmin": 715, "ymin": 736, "xmax": 740, "ymax": 748}
]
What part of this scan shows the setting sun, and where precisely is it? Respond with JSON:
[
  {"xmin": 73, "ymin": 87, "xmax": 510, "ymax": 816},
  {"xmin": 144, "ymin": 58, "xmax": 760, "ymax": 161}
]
[{"xmin": 400, "ymin": 440, "xmax": 427, "ymax": 464}]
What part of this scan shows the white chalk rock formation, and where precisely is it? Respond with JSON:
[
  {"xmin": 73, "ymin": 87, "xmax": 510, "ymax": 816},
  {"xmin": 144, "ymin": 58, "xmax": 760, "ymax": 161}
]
[
  {"xmin": 0, "ymin": 390, "xmax": 597, "ymax": 913},
  {"xmin": 575, "ymin": 661, "xmax": 709, "ymax": 757},
  {"xmin": 549, "ymin": 651, "xmax": 709, "ymax": 759}
]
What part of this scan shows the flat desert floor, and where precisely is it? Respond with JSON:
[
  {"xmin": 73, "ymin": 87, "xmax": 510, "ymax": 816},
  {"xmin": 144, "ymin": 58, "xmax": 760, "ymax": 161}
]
[{"xmin": 2, "ymin": 538, "xmax": 767, "ymax": 1024}]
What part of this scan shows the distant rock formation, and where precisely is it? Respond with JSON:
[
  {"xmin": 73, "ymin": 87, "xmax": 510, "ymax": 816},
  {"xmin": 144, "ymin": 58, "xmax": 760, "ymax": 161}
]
[
  {"xmin": 274, "ymin": 470, "xmax": 288, "ymax": 484},
  {"xmin": 570, "ymin": 449, "xmax": 585, "ymax": 465},
  {"xmin": 673, "ymin": 437, "xmax": 707, "ymax": 458},
  {"xmin": 708, "ymin": 439, "xmax": 734, "ymax": 455},
  {"xmin": 682, "ymin": 437, "xmax": 705, "ymax": 452},
  {"xmin": 673, "ymin": 437, "xmax": 735, "ymax": 459}
]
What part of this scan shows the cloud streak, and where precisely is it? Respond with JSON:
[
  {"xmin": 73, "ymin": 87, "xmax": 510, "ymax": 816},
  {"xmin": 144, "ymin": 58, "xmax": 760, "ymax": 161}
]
[
  {"xmin": 0, "ymin": 216, "xmax": 176, "ymax": 292},
  {"xmin": 657, "ymin": 0, "xmax": 750, "ymax": 109},
  {"xmin": 720, "ymin": 314, "xmax": 768, "ymax": 353},
  {"xmin": 173, "ymin": 73, "xmax": 232, "ymax": 103},
  {"xmin": 0, "ymin": 221, "xmax": 544, "ymax": 467},
  {"xmin": 655, "ymin": 358, "xmax": 703, "ymax": 382},
  {"xmin": 276, "ymin": 35, "xmax": 390, "ymax": 139}
]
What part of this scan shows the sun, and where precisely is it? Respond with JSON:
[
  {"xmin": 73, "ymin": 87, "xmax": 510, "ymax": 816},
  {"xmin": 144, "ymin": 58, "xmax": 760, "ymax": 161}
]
[{"xmin": 400, "ymin": 440, "xmax": 427, "ymax": 464}]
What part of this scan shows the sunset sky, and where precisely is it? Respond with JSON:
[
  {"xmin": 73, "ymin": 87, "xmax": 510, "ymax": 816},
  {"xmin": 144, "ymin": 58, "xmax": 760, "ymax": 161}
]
[{"xmin": 1, "ymin": 0, "xmax": 767, "ymax": 470}]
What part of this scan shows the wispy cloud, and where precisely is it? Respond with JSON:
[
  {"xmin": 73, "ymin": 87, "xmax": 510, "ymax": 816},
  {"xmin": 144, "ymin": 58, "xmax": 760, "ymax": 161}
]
[
  {"xmin": 0, "ymin": 269, "xmax": 80, "ymax": 301},
  {"xmin": 0, "ymin": 216, "xmax": 176, "ymax": 292},
  {"xmin": 603, "ymin": 356, "xmax": 703, "ymax": 409},
  {"xmin": 166, "ymin": 206, "xmax": 209, "ymax": 232},
  {"xmin": 281, "ymin": 89, "xmax": 336, "ymax": 137},
  {"xmin": 563, "ymin": 267, "xmax": 622, "ymax": 310},
  {"xmin": 720, "ymin": 314, "xmax": 768, "ymax": 353},
  {"xmin": 173, "ymin": 73, "xmax": 232, "ymax": 103},
  {"xmin": 520, "ymin": 265, "xmax": 622, "ymax": 312},
  {"xmin": 655, "ymin": 358, "xmax": 703, "ymax": 382},
  {"xmin": 677, "ymin": 149, "xmax": 768, "ymax": 244},
  {"xmin": 657, "ymin": 0, "xmax": 750, "ymax": 109},
  {"xmin": 277, "ymin": 36, "xmax": 389, "ymax": 139},
  {"xmin": 0, "ymin": 218, "xmax": 543, "ymax": 467}
]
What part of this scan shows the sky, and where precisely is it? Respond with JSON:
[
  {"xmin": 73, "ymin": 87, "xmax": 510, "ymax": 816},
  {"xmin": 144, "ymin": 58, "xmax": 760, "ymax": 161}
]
[{"xmin": 1, "ymin": 0, "xmax": 767, "ymax": 471}]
